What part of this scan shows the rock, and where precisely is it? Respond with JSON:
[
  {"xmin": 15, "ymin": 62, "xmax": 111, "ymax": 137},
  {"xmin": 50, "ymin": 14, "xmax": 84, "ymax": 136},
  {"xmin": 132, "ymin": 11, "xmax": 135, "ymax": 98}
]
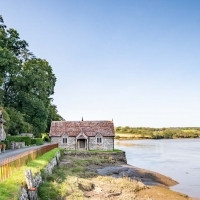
[
  {"xmin": 59, "ymin": 160, "xmax": 72, "ymax": 167},
  {"xmin": 19, "ymin": 152, "xmax": 61, "ymax": 200},
  {"xmin": 105, "ymin": 192, "xmax": 121, "ymax": 197}
]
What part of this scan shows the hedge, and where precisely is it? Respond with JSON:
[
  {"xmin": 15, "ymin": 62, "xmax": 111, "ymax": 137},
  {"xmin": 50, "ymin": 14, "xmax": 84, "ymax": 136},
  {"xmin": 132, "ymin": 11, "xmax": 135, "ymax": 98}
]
[
  {"xmin": 31, "ymin": 138, "xmax": 44, "ymax": 145},
  {"xmin": 6, "ymin": 136, "xmax": 31, "ymax": 146}
]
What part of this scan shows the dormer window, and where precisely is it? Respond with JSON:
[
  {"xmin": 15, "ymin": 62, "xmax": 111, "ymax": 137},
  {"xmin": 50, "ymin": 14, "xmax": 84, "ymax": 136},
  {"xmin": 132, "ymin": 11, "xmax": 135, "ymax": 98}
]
[
  {"xmin": 63, "ymin": 138, "xmax": 67, "ymax": 143},
  {"xmin": 97, "ymin": 137, "xmax": 102, "ymax": 143}
]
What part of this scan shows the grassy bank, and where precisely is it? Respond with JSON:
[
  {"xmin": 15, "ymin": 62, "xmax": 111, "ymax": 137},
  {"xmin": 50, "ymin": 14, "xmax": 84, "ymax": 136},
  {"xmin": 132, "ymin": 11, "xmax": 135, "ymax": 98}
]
[
  {"xmin": 38, "ymin": 151, "xmax": 145, "ymax": 200},
  {"xmin": 0, "ymin": 148, "xmax": 60, "ymax": 200}
]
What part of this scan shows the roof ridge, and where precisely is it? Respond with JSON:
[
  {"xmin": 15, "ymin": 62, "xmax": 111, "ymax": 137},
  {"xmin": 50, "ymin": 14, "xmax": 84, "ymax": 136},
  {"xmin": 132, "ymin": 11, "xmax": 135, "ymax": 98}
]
[{"xmin": 52, "ymin": 120, "xmax": 113, "ymax": 122}]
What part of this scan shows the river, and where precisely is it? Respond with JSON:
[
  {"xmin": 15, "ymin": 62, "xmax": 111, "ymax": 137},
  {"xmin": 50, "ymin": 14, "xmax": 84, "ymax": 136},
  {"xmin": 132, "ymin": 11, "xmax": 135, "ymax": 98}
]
[{"xmin": 115, "ymin": 138, "xmax": 200, "ymax": 198}]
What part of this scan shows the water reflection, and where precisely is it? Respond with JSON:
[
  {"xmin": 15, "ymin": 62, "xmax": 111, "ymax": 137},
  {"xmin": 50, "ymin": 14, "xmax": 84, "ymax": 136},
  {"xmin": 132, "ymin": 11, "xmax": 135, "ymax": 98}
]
[{"xmin": 115, "ymin": 138, "xmax": 200, "ymax": 198}]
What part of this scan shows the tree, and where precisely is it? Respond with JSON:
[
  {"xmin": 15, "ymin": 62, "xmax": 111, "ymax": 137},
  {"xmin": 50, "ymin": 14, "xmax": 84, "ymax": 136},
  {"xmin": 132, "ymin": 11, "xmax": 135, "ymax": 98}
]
[
  {"xmin": 0, "ymin": 15, "xmax": 63, "ymax": 137},
  {"xmin": 10, "ymin": 59, "xmax": 57, "ymax": 135},
  {"xmin": 0, "ymin": 15, "xmax": 27, "ymax": 106},
  {"xmin": 46, "ymin": 104, "xmax": 64, "ymax": 132},
  {"xmin": 5, "ymin": 107, "xmax": 33, "ymax": 135}
]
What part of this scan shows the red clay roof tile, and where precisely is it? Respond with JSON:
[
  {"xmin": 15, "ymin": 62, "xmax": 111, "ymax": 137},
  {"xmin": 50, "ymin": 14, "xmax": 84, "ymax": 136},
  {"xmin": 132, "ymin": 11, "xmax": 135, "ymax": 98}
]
[{"xmin": 49, "ymin": 121, "xmax": 115, "ymax": 137}]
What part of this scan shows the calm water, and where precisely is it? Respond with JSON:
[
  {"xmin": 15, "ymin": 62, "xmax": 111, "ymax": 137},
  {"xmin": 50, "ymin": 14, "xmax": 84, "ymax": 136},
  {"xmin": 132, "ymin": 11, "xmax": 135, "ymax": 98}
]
[{"xmin": 115, "ymin": 138, "xmax": 200, "ymax": 198}]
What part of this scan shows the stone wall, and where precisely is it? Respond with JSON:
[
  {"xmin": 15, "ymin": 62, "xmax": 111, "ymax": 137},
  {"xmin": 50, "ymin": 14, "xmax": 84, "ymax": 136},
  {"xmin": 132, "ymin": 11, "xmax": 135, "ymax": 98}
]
[
  {"xmin": 89, "ymin": 137, "xmax": 114, "ymax": 150},
  {"xmin": 0, "ymin": 123, "xmax": 2, "ymax": 140},
  {"xmin": 51, "ymin": 136, "xmax": 76, "ymax": 149},
  {"xmin": 51, "ymin": 136, "xmax": 61, "ymax": 144},
  {"xmin": 0, "ymin": 110, "xmax": 6, "ymax": 141},
  {"xmin": 51, "ymin": 136, "xmax": 114, "ymax": 150},
  {"xmin": 64, "ymin": 150, "xmax": 127, "ymax": 164},
  {"xmin": 19, "ymin": 151, "xmax": 60, "ymax": 200},
  {"xmin": 0, "ymin": 123, "xmax": 6, "ymax": 141}
]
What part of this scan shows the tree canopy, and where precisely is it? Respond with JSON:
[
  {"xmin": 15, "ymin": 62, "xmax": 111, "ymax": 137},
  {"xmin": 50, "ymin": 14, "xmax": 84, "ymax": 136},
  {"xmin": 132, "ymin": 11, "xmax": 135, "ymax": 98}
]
[{"xmin": 0, "ymin": 15, "xmax": 63, "ymax": 137}]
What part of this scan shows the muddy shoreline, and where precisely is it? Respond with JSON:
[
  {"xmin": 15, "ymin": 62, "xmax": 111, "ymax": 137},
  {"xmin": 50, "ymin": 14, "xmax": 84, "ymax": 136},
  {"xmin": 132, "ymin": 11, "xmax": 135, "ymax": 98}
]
[
  {"xmin": 92, "ymin": 163, "xmax": 196, "ymax": 200},
  {"xmin": 62, "ymin": 150, "xmax": 198, "ymax": 200},
  {"xmin": 97, "ymin": 164, "xmax": 178, "ymax": 187}
]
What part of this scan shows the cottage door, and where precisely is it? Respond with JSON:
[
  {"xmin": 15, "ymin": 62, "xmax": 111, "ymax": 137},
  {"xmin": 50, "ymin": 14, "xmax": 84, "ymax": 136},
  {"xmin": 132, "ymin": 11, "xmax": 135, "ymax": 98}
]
[
  {"xmin": 80, "ymin": 139, "xmax": 85, "ymax": 148},
  {"xmin": 78, "ymin": 139, "xmax": 86, "ymax": 149}
]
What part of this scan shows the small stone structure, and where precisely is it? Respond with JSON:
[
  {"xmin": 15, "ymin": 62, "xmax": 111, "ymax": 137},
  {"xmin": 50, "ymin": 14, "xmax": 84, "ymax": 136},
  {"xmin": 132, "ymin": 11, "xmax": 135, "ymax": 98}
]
[
  {"xmin": 10, "ymin": 142, "xmax": 25, "ymax": 149},
  {"xmin": 19, "ymin": 151, "xmax": 60, "ymax": 200},
  {"xmin": 64, "ymin": 150, "xmax": 127, "ymax": 164},
  {"xmin": 50, "ymin": 120, "xmax": 115, "ymax": 150},
  {"xmin": 0, "ymin": 110, "xmax": 6, "ymax": 142},
  {"xmin": 13, "ymin": 142, "xmax": 25, "ymax": 149}
]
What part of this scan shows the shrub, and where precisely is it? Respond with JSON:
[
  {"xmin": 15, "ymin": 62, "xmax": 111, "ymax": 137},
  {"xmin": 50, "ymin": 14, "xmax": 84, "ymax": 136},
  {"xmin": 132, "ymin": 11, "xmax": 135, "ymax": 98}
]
[
  {"xmin": 41, "ymin": 133, "xmax": 50, "ymax": 142},
  {"xmin": 31, "ymin": 138, "xmax": 44, "ymax": 145}
]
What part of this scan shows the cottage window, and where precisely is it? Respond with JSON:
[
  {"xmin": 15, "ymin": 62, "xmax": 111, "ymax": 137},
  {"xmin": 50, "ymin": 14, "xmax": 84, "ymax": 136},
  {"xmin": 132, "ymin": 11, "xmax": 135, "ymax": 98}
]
[
  {"xmin": 97, "ymin": 137, "xmax": 102, "ymax": 143},
  {"xmin": 63, "ymin": 138, "xmax": 67, "ymax": 143}
]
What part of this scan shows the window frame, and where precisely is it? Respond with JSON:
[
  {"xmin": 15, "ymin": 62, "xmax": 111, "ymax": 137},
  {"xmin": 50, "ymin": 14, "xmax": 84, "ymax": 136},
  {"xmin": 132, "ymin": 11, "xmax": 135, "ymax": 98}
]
[
  {"xmin": 97, "ymin": 137, "xmax": 102, "ymax": 144},
  {"xmin": 63, "ymin": 138, "xmax": 67, "ymax": 144}
]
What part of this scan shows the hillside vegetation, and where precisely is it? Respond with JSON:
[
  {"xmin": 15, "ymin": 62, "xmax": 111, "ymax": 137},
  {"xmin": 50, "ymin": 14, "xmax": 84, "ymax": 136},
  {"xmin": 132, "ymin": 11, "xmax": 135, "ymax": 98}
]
[
  {"xmin": 115, "ymin": 126, "xmax": 200, "ymax": 139},
  {"xmin": 0, "ymin": 15, "xmax": 63, "ymax": 137}
]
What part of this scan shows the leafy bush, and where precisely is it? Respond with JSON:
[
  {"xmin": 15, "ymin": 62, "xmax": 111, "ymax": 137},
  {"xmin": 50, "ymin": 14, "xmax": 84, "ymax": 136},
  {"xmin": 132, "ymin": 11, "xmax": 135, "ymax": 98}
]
[
  {"xmin": 31, "ymin": 138, "xmax": 44, "ymax": 145},
  {"xmin": 41, "ymin": 133, "xmax": 50, "ymax": 142},
  {"xmin": 7, "ymin": 136, "xmax": 31, "ymax": 146},
  {"xmin": 5, "ymin": 107, "xmax": 33, "ymax": 135}
]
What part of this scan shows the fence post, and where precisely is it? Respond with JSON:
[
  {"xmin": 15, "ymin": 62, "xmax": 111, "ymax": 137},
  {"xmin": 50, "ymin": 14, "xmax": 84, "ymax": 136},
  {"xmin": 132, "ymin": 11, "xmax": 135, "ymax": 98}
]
[
  {"xmin": 0, "ymin": 144, "xmax": 58, "ymax": 183},
  {"xmin": 6, "ymin": 161, "xmax": 9, "ymax": 179}
]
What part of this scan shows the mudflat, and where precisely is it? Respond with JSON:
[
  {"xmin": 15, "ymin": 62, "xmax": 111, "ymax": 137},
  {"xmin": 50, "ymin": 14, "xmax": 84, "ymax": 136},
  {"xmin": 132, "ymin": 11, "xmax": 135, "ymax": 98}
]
[
  {"xmin": 55, "ymin": 151, "xmax": 195, "ymax": 200},
  {"xmin": 87, "ymin": 163, "xmax": 191, "ymax": 200}
]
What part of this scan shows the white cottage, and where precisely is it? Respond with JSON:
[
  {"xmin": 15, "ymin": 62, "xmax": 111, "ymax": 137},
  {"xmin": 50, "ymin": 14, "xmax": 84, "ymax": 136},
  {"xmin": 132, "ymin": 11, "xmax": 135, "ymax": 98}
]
[
  {"xmin": 49, "ymin": 120, "xmax": 115, "ymax": 150},
  {"xmin": 0, "ymin": 111, "xmax": 6, "ymax": 142}
]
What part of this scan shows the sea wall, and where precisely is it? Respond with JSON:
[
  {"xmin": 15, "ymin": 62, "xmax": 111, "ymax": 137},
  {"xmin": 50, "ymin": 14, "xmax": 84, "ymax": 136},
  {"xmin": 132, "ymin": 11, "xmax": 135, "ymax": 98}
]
[
  {"xmin": 19, "ymin": 151, "xmax": 60, "ymax": 200},
  {"xmin": 64, "ymin": 150, "xmax": 127, "ymax": 164}
]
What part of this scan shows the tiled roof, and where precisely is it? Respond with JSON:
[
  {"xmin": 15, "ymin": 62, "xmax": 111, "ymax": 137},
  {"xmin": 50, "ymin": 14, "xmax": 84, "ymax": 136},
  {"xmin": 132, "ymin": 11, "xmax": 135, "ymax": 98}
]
[{"xmin": 49, "ymin": 121, "xmax": 115, "ymax": 137}]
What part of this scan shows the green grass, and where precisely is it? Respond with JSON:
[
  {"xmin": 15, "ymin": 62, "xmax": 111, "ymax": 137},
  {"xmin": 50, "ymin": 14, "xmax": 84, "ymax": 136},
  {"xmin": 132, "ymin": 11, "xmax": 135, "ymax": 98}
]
[
  {"xmin": 38, "ymin": 155, "xmax": 106, "ymax": 199},
  {"xmin": 38, "ymin": 155, "xmax": 105, "ymax": 200},
  {"xmin": 0, "ymin": 148, "xmax": 60, "ymax": 200},
  {"xmin": 38, "ymin": 153, "xmax": 145, "ymax": 200}
]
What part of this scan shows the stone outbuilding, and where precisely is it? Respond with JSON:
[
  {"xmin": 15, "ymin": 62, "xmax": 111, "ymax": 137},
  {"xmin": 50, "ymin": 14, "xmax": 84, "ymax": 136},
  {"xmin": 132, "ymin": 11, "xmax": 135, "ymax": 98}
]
[
  {"xmin": 0, "ymin": 110, "xmax": 6, "ymax": 142},
  {"xmin": 49, "ymin": 120, "xmax": 115, "ymax": 150}
]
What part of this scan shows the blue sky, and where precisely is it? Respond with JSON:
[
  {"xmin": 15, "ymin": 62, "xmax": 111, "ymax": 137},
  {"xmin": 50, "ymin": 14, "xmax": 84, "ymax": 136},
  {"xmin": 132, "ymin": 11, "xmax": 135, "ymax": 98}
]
[{"xmin": 1, "ymin": 0, "xmax": 200, "ymax": 127}]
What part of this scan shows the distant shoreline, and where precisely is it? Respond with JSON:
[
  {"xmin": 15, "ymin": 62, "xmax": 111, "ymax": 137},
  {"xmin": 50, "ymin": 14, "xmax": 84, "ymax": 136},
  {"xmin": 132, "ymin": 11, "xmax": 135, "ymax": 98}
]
[
  {"xmin": 115, "ymin": 127, "xmax": 200, "ymax": 139},
  {"xmin": 115, "ymin": 137, "xmax": 200, "ymax": 140}
]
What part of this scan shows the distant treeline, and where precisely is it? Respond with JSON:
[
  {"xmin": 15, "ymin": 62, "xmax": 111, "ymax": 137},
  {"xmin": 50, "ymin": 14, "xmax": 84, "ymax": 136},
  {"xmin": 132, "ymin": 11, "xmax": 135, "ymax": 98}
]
[{"xmin": 115, "ymin": 126, "xmax": 200, "ymax": 139}]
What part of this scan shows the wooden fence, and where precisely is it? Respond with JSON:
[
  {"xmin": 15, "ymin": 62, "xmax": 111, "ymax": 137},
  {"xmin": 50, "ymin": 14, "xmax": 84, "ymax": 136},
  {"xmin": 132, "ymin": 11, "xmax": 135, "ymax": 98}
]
[{"xmin": 0, "ymin": 143, "xmax": 58, "ymax": 183}]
